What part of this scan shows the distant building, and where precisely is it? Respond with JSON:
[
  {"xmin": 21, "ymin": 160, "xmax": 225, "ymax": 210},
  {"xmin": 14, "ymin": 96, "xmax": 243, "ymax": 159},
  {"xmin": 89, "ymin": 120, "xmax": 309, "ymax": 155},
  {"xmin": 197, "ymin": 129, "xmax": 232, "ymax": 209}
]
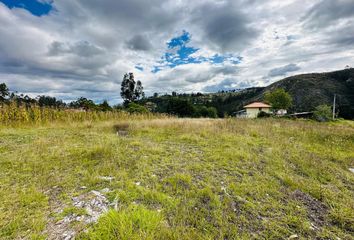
[
  {"xmin": 276, "ymin": 109, "xmax": 287, "ymax": 116},
  {"xmin": 243, "ymin": 102, "xmax": 271, "ymax": 118}
]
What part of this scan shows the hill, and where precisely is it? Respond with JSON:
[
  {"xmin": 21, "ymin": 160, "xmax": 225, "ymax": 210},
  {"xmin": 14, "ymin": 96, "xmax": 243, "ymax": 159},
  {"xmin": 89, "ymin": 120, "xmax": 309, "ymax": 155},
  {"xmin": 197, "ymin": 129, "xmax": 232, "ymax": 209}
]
[
  {"xmin": 253, "ymin": 68, "xmax": 354, "ymax": 118},
  {"xmin": 143, "ymin": 68, "xmax": 354, "ymax": 119}
]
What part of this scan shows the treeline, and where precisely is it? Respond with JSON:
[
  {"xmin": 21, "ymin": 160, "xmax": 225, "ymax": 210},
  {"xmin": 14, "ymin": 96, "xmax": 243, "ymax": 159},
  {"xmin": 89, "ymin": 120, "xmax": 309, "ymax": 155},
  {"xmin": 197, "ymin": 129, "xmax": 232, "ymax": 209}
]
[
  {"xmin": 140, "ymin": 88, "xmax": 264, "ymax": 117},
  {"xmin": 141, "ymin": 97, "xmax": 218, "ymax": 118},
  {"xmin": 119, "ymin": 73, "xmax": 218, "ymax": 118},
  {"xmin": 0, "ymin": 83, "xmax": 115, "ymax": 111}
]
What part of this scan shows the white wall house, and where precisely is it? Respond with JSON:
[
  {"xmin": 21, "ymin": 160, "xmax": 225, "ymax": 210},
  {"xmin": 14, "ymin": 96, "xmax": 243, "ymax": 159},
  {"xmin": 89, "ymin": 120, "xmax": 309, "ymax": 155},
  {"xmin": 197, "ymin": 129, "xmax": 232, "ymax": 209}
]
[{"xmin": 244, "ymin": 102, "xmax": 271, "ymax": 118}]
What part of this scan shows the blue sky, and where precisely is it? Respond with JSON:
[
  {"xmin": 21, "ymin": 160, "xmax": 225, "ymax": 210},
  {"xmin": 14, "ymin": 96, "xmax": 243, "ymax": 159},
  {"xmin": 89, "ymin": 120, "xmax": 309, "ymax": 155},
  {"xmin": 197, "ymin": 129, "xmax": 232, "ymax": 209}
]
[
  {"xmin": 0, "ymin": 0, "xmax": 353, "ymax": 103},
  {"xmin": 0, "ymin": 0, "xmax": 53, "ymax": 16},
  {"xmin": 152, "ymin": 31, "xmax": 242, "ymax": 73}
]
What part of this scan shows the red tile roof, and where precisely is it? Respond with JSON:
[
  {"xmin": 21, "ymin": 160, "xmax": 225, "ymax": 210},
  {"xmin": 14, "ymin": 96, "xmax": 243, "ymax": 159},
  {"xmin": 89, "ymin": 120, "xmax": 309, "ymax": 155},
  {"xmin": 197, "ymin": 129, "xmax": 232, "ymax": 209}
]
[{"xmin": 244, "ymin": 102, "xmax": 271, "ymax": 108}]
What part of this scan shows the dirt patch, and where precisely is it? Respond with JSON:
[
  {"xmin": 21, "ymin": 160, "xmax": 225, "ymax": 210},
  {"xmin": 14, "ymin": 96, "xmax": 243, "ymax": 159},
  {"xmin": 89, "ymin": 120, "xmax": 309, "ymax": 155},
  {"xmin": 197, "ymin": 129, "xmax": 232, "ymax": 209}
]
[
  {"xmin": 43, "ymin": 185, "xmax": 69, "ymax": 240},
  {"xmin": 291, "ymin": 190, "xmax": 328, "ymax": 228},
  {"xmin": 44, "ymin": 188, "xmax": 115, "ymax": 239}
]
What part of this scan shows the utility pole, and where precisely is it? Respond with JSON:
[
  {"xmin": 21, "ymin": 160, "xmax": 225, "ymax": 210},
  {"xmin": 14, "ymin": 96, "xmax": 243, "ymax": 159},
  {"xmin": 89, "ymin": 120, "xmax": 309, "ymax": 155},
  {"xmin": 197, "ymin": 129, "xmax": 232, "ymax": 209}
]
[{"xmin": 332, "ymin": 94, "xmax": 336, "ymax": 120}]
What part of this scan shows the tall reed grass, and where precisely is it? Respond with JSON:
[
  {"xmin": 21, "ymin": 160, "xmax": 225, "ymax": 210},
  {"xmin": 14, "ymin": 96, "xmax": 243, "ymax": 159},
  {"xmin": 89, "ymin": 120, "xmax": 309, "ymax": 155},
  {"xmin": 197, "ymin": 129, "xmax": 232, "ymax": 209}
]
[{"xmin": 0, "ymin": 102, "xmax": 168, "ymax": 126}]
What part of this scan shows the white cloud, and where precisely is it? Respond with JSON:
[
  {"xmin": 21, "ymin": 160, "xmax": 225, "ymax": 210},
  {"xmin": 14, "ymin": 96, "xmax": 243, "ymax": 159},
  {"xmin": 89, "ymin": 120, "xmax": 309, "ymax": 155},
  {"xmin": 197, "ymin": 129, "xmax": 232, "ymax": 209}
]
[{"xmin": 0, "ymin": 0, "xmax": 353, "ymax": 104}]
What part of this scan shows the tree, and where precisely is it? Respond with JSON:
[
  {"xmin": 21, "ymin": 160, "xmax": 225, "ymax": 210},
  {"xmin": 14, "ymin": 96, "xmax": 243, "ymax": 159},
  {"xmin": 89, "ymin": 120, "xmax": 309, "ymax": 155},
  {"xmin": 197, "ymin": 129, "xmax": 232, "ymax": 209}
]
[
  {"xmin": 38, "ymin": 95, "xmax": 64, "ymax": 108},
  {"xmin": 264, "ymin": 88, "xmax": 292, "ymax": 110},
  {"xmin": 98, "ymin": 100, "xmax": 112, "ymax": 112},
  {"xmin": 69, "ymin": 97, "xmax": 96, "ymax": 110},
  {"xmin": 135, "ymin": 80, "xmax": 144, "ymax": 100},
  {"xmin": 166, "ymin": 98, "xmax": 196, "ymax": 117},
  {"xmin": 0, "ymin": 83, "xmax": 9, "ymax": 102},
  {"xmin": 314, "ymin": 105, "xmax": 332, "ymax": 122},
  {"xmin": 120, "ymin": 73, "xmax": 144, "ymax": 104}
]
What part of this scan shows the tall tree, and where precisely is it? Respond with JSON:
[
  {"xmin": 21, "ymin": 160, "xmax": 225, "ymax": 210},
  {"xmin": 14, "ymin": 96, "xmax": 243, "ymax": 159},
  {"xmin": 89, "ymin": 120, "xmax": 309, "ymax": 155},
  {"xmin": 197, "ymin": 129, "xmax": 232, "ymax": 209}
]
[
  {"xmin": 135, "ymin": 80, "xmax": 144, "ymax": 100},
  {"xmin": 120, "ymin": 73, "xmax": 144, "ymax": 104},
  {"xmin": 264, "ymin": 88, "xmax": 292, "ymax": 110},
  {"xmin": 0, "ymin": 83, "xmax": 9, "ymax": 102}
]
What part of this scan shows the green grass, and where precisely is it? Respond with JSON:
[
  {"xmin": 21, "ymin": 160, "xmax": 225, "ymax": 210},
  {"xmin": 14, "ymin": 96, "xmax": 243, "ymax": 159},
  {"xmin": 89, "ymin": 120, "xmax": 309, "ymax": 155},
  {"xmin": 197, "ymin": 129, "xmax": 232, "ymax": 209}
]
[{"xmin": 0, "ymin": 118, "xmax": 353, "ymax": 239}]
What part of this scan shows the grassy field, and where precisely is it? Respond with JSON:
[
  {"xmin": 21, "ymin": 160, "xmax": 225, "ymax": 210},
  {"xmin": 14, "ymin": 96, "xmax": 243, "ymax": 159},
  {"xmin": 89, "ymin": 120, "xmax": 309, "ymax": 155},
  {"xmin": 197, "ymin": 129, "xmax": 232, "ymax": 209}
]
[{"xmin": 0, "ymin": 118, "xmax": 353, "ymax": 239}]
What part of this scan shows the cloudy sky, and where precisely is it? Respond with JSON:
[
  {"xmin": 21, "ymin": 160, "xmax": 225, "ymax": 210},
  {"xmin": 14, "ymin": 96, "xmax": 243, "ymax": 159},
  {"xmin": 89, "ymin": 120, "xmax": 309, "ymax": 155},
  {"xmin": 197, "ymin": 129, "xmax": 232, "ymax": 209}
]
[{"xmin": 0, "ymin": 0, "xmax": 353, "ymax": 103}]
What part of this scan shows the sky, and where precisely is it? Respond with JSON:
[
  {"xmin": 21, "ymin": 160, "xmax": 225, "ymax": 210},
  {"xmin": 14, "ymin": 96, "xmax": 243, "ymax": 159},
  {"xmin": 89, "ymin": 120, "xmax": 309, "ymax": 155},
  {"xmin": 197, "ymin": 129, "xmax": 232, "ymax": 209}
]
[{"xmin": 0, "ymin": 0, "xmax": 353, "ymax": 103}]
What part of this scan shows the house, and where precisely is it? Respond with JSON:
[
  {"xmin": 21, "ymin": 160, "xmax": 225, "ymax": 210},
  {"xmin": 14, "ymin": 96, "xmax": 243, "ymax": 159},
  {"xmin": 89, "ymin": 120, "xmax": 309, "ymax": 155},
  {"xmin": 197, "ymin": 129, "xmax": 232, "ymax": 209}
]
[{"xmin": 243, "ymin": 102, "xmax": 271, "ymax": 118}]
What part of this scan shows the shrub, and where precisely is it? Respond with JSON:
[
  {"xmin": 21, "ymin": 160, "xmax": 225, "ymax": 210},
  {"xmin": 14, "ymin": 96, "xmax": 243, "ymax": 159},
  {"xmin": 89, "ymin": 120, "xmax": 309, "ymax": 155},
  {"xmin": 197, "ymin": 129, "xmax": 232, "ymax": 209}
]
[
  {"xmin": 126, "ymin": 103, "xmax": 149, "ymax": 114},
  {"xmin": 314, "ymin": 104, "xmax": 332, "ymax": 122},
  {"xmin": 197, "ymin": 106, "xmax": 218, "ymax": 118},
  {"xmin": 257, "ymin": 111, "xmax": 272, "ymax": 118}
]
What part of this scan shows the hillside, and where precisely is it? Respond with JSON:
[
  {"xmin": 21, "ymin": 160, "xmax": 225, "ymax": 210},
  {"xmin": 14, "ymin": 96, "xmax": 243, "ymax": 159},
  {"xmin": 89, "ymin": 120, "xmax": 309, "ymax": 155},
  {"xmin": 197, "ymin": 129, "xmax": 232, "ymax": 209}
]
[
  {"xmin": 254, "ymin": 68, "xmax": 354, "ymax": 118},
  {"xmin": 144, "ymin": 68, "xmax": 354, "ymax": 119}
]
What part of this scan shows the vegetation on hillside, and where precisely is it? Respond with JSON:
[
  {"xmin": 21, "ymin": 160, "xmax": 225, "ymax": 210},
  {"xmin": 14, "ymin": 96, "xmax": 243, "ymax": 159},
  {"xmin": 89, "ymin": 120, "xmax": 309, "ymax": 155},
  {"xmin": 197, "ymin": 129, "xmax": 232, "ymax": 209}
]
[
  {"xmin": 143, "ymin": 68, "xmax": 354, "ymax": 119},
  {"xmin": 0, "ymin": 118, "xmax": 353, "ymax": 239},
  {"xmin": 140, "ymin": 87, "xmax": 263, "ymax": 118}
]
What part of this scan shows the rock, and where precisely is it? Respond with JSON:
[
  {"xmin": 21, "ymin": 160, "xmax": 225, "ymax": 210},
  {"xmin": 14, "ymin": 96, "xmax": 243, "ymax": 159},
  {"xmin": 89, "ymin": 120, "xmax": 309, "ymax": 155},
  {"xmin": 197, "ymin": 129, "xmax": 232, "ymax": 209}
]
[
  {"xmin": 288, "ymin": 234, "xmax": 298, "ymax": 239},
  {"xmin": 117, "ymin": 130, "xmax": 128, "ymax": 136},
  {"xmin": 349, "ymin": 168, "xmax": 354, "ymax": 173},
  {"xmin": 101, "ymin": 188, "xmax": 111, "ymax": 193},
  {"xmin": 135, "ymin": 182, "xmax": 141, "ymax": 186},
  {"xmin": 62, "ymin": 230, "xmax": 75, "ymax": 240},
  {"xmin": 110, "ymin": 198, "xmax": 119, "ymax": 210},
  {"xmin": 98, "ymin": 176, "xmax": 115, "ymax": 181},
  {"xmin": 80, "ymin": 186, "xmax": 87, "ymax": 189}
]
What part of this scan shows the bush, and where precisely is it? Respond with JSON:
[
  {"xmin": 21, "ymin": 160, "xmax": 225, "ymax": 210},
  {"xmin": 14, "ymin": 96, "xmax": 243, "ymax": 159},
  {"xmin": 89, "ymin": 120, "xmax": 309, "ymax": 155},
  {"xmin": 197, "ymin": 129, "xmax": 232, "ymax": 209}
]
[
  {"xmin": 126, "ymin": 102, "xmax": 149, "ymax": 114},
  {"xmin": 314, "ymin": 104, "xmax": 332, "ymax": 122},
  {"xmin": 166, "ymin": 98, "xmax": 196, "ymax": 117},
  {"xmin": 257, "ymin": 111, "xmax": 272, "ymax": 118},
  {"xmin": 197, "ymin": 106, "xmax": 218, "ymax": 118}
]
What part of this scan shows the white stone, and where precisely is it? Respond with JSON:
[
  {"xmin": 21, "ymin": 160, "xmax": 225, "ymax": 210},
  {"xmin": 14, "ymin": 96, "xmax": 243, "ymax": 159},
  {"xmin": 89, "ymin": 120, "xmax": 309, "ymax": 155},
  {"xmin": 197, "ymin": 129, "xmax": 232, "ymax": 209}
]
[
  {"xmin": 101, "ymin": 188, "xmax": 111, "ymax": 193},
  {"xmin": 98, "ymin": 176, "xmax": 115, "ymax": 181}
]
